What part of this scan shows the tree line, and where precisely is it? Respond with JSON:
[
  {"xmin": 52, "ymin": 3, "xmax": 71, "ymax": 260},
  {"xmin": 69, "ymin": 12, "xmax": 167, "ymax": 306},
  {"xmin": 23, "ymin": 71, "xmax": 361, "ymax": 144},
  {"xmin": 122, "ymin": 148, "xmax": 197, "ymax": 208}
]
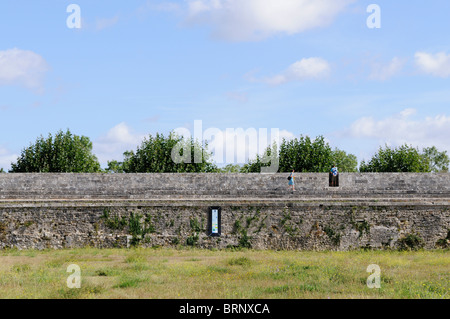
[{"xmin": 2, "ymin": 129, "xmax": 449, "ymax": 173}]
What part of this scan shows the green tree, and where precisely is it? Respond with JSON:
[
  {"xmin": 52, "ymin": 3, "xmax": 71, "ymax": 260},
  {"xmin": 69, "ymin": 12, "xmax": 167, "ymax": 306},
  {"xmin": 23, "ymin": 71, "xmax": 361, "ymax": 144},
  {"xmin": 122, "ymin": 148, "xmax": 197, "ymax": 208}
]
[
  {"xmin": 105, "ymin": 160, "xmax": 125, "ymax": 173},
  {"xmin": 105, "ymin": 151, "xmax": 134, "ymax": 173},
  {"xmin": 240, "ymin": 142, "xmax": 278, "ymax": 173},
  {"xmin": 10, "ymin": 129, "xmax": 101, "ymax": 173},
  {"xmin": 360, "ymin": 144, "xmax": 430, "ymax": 173},
  {"xmin": 0, "ymin": 168, "xmax": 5, "ymax": 173},
  {"xmin": 240, "ymin": 155, "xmax": 263, "ymax": 173},
  {"xmin": 121, "ymin": 132, "xmax": 217, "ymax": 173},
  {"xmin": 422, "ymin": 146, "xmax": 449, "ymax": 172},
  {"xmin": 217, "ymin": 164, "xmax": 242, "ymax": 173},
  {"xmin": 331, "ymin": 148, "xmax": 358, "ymax": 172},
  {"xmin": 278, "ymin": 135, "xmax": 333, "ymax": 172}
]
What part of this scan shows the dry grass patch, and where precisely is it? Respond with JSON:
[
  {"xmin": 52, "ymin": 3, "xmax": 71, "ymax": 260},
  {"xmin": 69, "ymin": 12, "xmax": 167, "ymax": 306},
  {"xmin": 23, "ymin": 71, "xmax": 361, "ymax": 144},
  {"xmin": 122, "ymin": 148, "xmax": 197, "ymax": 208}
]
[{"xmin": 0, "ymin": 248, "xmax": 447, "ymax": 299}]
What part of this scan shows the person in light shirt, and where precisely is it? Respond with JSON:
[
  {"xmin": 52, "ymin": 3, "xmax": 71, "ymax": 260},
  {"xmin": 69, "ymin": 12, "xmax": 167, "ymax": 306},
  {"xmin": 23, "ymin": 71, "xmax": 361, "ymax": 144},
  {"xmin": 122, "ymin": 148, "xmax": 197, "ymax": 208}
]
[{"xmin": 288, "ymin": 170, "xmax": 295, "ymax": 192}]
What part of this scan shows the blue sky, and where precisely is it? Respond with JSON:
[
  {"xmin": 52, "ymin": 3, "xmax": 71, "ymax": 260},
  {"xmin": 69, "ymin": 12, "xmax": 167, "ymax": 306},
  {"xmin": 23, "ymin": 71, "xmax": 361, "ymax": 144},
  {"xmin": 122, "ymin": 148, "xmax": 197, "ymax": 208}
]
[{"xmin": 1, "ymin": 0, "xmax": 450, "ymax": 169}]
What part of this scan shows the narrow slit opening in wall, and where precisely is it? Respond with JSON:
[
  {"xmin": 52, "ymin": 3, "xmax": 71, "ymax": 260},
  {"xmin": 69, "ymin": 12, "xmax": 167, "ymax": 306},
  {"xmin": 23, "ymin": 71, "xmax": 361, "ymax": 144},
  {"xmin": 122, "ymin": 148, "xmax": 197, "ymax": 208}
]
[{"xmin": 208, "ymin": 206, "xmax": 221, "ymax": 237}]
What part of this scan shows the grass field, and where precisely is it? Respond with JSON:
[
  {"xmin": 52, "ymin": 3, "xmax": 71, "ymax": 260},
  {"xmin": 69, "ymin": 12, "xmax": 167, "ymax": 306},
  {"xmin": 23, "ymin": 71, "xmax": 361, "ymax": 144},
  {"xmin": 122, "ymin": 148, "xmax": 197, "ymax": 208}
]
[{"xmin": 0, "ymin": 247, "xmax": 448, "ymax": 299}]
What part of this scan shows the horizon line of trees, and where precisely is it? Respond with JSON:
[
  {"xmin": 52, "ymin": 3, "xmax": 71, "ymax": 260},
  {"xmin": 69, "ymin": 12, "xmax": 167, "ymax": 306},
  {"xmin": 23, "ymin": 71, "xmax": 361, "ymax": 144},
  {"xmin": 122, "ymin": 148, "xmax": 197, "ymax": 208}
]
[{"xmin": 1, "ymin": 129, "xmax": 449, "ymax": 174}]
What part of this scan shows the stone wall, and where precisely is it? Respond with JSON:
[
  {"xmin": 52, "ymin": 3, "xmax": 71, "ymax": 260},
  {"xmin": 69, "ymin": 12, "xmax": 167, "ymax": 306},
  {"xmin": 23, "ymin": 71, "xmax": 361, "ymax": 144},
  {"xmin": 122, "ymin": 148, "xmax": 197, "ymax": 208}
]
[
  {"xmin": 0, "ymin": 173, "xmax": 449, "ymax": 250},
  {"xmin": 0, "ymin": 173, "xmax": 449, "ymax": 199}
]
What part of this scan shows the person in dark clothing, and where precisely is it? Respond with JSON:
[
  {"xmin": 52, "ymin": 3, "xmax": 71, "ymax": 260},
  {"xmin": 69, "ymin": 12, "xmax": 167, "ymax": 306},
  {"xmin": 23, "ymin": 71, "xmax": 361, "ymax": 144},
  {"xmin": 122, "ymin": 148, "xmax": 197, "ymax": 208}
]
[{"xmin": 330, "ymin": 165, "xmax": 338, "ymax": 187}]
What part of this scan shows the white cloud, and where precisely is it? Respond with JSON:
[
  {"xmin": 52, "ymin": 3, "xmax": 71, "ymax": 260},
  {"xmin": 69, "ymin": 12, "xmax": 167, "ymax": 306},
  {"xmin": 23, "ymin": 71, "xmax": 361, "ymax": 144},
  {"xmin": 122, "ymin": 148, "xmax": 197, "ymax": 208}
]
[
  {"xmin": 184, "ymin": 0, "xmax": 355, "ymax": 41},
  {"xmin": 155, "ymin": 2, "xmax": 181, "ymax": 12},
  {"xmin": 226, "ymin": 91, "xmax": 248, "ymax": 103},
  {"xmin": 96, "ymin": 16, "xmax": 120, "ymax": 31},
  {"xmin": 344, "ymin": 108, "xmax": 450, "ymax": 152},
  {"xmin": 95, "ymin": 122, "xmax": 296, "ymax": 166},
  {"xmin": 415, "ymin": 51, "xmax": 450, "ymax": 78},
  {"xmin": 0, "ymin": 147, "xmax": 18, "ymax": 171},
  {"xmin": 93, "ymin": 123, "xmax": 146, "ymax": 165},
  {"xmin": 369, "ymin": 57, "xmax": 405, "ymax": 81},
  {"xmin": 144, "ymin": 115, "xmax": 160, "ymax": 123},
  {"xmin": 0, "ymin": 48, "xmax": 49, "ymax": 91},
  {"xmin": 137, "ymin": 1, "xmax": 181, "ymax": 17},
  {"xmin": 204, "ymin": 128, "xmax": 295, "ymax": 164},
  {"xmin": 261, "ymin": 58, "xmax": 331, "ymax": 85}
]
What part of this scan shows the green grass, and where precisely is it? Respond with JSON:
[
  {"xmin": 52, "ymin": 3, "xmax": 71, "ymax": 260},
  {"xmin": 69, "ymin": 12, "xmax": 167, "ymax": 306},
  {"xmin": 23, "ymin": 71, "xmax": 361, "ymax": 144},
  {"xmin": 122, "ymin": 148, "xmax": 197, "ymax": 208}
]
[{"xmin": 0, "ymin": 247, "xmax": 448, "ymax": 299}]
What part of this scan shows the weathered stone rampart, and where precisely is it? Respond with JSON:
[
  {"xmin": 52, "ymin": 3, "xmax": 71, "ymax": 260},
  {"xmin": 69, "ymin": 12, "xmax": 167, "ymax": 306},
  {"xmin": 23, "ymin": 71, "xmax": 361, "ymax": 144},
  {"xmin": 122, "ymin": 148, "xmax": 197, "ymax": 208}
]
[
  {"xmin": 1, "ymin": 173, "xmax": 449, "ymax": 199},
  {"xmin": 0, "ymin": 173, "xmax": 449, "ymax": 250}
]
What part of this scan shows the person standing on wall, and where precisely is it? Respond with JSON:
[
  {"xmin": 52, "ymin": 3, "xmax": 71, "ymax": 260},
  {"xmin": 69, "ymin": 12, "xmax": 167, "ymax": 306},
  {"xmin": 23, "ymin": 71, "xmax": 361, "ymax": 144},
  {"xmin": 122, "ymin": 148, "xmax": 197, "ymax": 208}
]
[
  {"xmin": 330, "ymin": 165, "xmax": 339, "ymax": 187},
  {"xmin": 288, "ymin": 170, "xmax": 295, "ymax": 192}
]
